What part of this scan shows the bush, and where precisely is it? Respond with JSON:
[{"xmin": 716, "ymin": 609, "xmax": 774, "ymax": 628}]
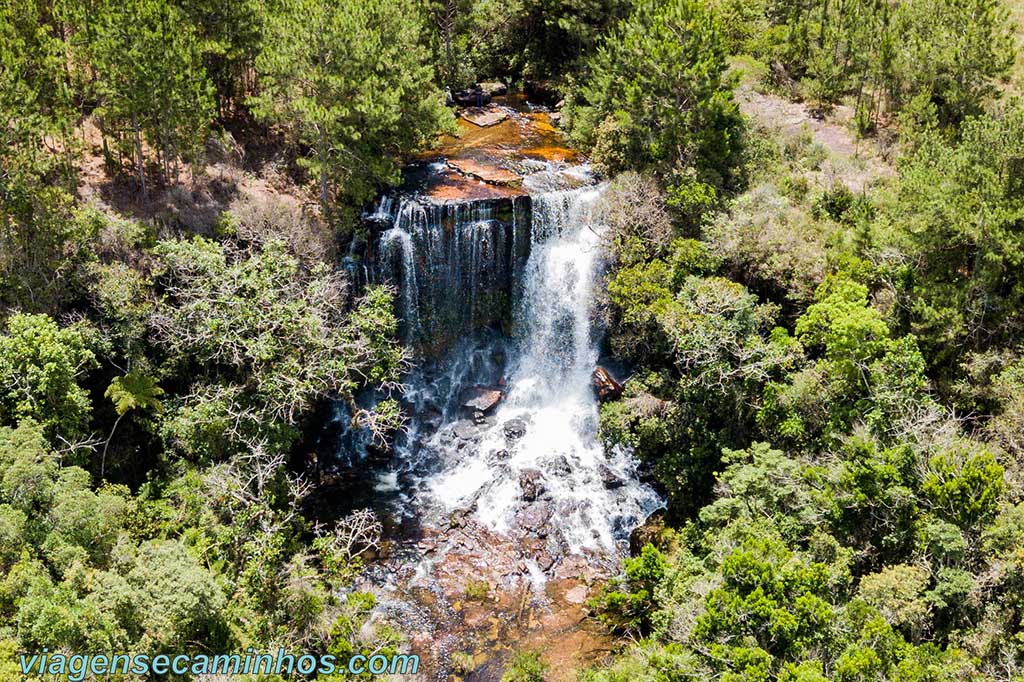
[{"xmin": 502, "ymin": 651, "xmax": 548, "ymax": 682}]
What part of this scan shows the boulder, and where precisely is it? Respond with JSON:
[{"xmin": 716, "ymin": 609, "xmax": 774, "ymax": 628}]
[
  {"xmin": 459, "ymin": 106, "xmax": 510, "ymax": 128},
  {"xmin": 629, "ymin": 510, "xmax": 667, "ymax": 555},
  {"xmin": 536, "ymin": 551, "xmax": 555, "ymax": 572},
  {"xmin": 478, "ymin": 81, "xmax": 508, "ymax": 97},
  {"xmin": 447, "ymin": 158, "xmax": 519, "ymax": 185},
  {"xmin": 449, "ymin": 507, "xmax": 473, "ymax": 529},
  {"xmin": 519, "ymin": 468, "xmax": 544, "ymax": 501},
  {"xmin": 453, "ymin": 420, "xmax": 481, "ymax": 440},
  {"xmin": 543, "ymin": 455, "xmax": 572, "ymax": 477},
  {"xmin": 598, "ymin": 463, "xmax": 624, "ymax": 489},
  {"xmin": 420, "ymin": 406, "xmax": 443, "ymax": 431},
  {"xmin": 503, "ymin": 418, "xmax": 527, "ymax": 441},
  {"xmin": 462, "ymin": 387, "xmax": 502, "ymax": 413},
  {"xmin": 564, "ymin": 585, "xmax": 588, "ymax": 604},
  {"xmin": 591, "ymin": 366, "xmax": 623, "ymax": 401},
  {"xmin": 453, "ymin": 88, "xmax": 491, "ymax": 106},
  {"xmin": 517, "ymin": 500, "xmax": 553, "ymax": 535}
]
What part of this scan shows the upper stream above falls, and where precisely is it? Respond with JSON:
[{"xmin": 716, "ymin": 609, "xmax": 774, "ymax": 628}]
[{"xmin": 323, "ymin": 98, "xmax": 663, "ymax": 680}]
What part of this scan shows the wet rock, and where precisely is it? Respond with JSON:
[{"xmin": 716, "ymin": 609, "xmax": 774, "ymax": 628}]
[
  {"xmin": 489, "ymin": 449, "xmax": 511, "ymax": 463},
  {"xmin": 591, "ymin": 366, "xmax": 623, "ymax": 401},
  {"xmin": 565, "ymin": 585, "xmax": 588, "ymax": 604},
  {"xmin": 629, "ymin": 509, "xmax": 667, "ymax": 555},
  {"xmin": 479, "ymin": 81, "xmax": 508, "ymax": 97},
  {"xmin": 543, "ymin": 455, "xmax": 572, "ymax": 477},
  {"xmin": 503, "ymin": 418, "xmax": 527, "ymax": 441},
  {"xmin": 462, "ymin": 387, "xmax": 503, "ymax": 413},
  {"xmin": 517, "ymin": 500, "xmax": 553, "ymax": 535},
  {"xmin": 366, "ymin": 442, "xmax": 392, "ymax": 462},
  {"xmin": 460, "ymin": 106, "xmax": 509, "ymax": 127},
  {"xmin": 521, "ymin": 536, "xmax": 545, "ymax": 555},
  {"xmin": 420, "ymin": 406, "xmax": 443, "ymax": 431},
  {"xmin": 519, "ymin": 468, "xmax": 544, "ymax": 501},
  {"xmin": 453, "ymin": 420, "xmax": 481, "ymax": 440},
  {"xmin": 536, "ymin": 551, "xmax": 555, "ymax": 572},
  {"xmin": 453, "ymin": 88, "xmax": 491, "ymax": 106},
  {"xmin": 449, "ymin": 507, "xmax": 473, "ymax": 529},
  {"xmin": 549, "ymin": 112, "xmax": 562, "ymax": 126},
  {"xmin": 598, "ymin": 463, "xmax": 624, "ymax": 489},
  {"xmin": 448, "ymin": 157, "xmax": 520, "ymax": 184},
  {"xmin": 555, "ymin": 554, "xmax": 589, "ymax": 580}
]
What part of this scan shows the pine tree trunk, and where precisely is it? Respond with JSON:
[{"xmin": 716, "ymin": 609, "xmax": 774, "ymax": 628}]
[
  {"xmin": 319, "ymin": 127, "xmax": 329, "ymax": 213},
  {"xmin": 133, "ymin": 117, "xmax": 147, "ymax": 201}
]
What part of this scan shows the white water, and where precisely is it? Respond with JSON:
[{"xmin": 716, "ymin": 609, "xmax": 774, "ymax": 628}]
[{"xmin": 367, "ymin": 175, "xmax": 662, "ymax": 557}]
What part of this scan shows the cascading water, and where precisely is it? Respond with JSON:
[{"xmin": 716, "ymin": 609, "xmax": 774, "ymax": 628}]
[
  {"xmin": 359, "ymin": 170, "xmax": 662, "ymax": 564},
  {"xmin": 426, "ymin": 185, "xmax": 661, "ymax": 553},
  {"xmin": 373, "ymin": 198, "xmax": 525, "ymax": 348}
]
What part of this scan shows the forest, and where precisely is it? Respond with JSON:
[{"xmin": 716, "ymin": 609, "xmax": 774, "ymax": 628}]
[{"xmin": 3, "ymin": 0, "xmax": 1024, "ymax": 679}]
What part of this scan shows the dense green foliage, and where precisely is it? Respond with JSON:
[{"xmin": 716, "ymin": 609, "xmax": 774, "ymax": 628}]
[
  {"xmin": 251, "ymin": 0, "xmax": 453, "ymax": 209},
  {"xmin": 4, "ymin": 0, "xmax": 1024, "ymax": 678},
  {"xmin": 583, "ymin": 0, "xmax": 1024, "ymax": 677},
  {"xmin": 0, "ymin": 0, "xmax": 426, "ymax": 668},
  {"xmin": 715, "ymin": 0, "xmax": 1016, "ymax": 127},
  {"xmin": 567, "ymin": 0, "xmax": 745, "ymax": 222}
]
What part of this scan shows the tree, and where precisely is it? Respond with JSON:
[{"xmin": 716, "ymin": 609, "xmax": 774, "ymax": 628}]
[
  {"xmin": 519, "ymin": 0, "xmax": 633, "ymax": 78},
  {"xmin": 693, "ymin": 530, "xmax": 844, "ymax": 675},
  {"xmin": 881, "ymin": 106, "xmax": 1024, "ymax": 369},
  {"xmin": 126, "ymin": 540, "xmax": 227, "ymax": 649},
  {"xmin": 601, "ymin": 241, "xmax": 800, "ymax": 514},
  {"xmin": 893, "ymin": 0, "xmax": 1014, "ymax": 125},
  {"xmin": 251, "ymin": 0, "xmax": 453, "ymax": 210},
  {"xmin": 921, "ymin": 444, "xmax": 1004, "ymax": 533},
  {"xmin": 426, "ymin": 0, "xmax": 476, "ymax": 89},
  {"xmin": 174, "ymin": 0, "xmax": 267, "ymax": 116},
  {"xmin": 590, "ymin": 543, "xmax": 669, "ymax": 635},
  {"xmin": 101, "ymin": 371, "xmax": 163, "ymax": 477},
  {"xmin": 795, "ymin": 277, "xmax": 890, "ymax": 392},
  {"xmin": 567, "ymin": 0, "xmax": 744, "ymax": 220},
  {"xmin": 0, "ymin": 420, "xmax": 58, "ymax": 514},
  {"xmin": 151, "ymin": 237, "xmax": 407, "ymax": 457},
  {"xmin": 0, "ymin": 314, "xmax": 97, "ymax": 441},
  {"xmin": 0, "ymin": 0, "xmax": 79, "ymax": 188},
  {"xmin": 0, "ymin": 183, "xmax": 98, "ymax": 315},
  {"xmin": 90, "ymin": 0, "xmax": 214, "ymax": 196}
]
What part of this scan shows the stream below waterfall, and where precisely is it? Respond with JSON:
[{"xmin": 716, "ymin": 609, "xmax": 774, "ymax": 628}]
[{"xmin": 321, "ymin": 102, "xmax": 663, "ymax": 681}]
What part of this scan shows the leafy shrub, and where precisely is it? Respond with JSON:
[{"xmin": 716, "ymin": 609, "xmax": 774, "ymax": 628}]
[{"xmin": 502, "ymin": 651, "xmax": 549, "ymax": 682}]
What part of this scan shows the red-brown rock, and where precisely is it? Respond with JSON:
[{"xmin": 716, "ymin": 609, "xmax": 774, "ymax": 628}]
[
  {"xmin": 461, "ymin": 386, "xmax": 503, "ymax": 412},
  {"xmin": 591, "ymin": 366, "xmax": 623, "ymax": 401}
]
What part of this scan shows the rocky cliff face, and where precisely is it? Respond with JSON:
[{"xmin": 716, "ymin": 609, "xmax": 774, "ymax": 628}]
[{"xmin": 366, "ymin": 194, "xmax": 529, "ymax": 352}]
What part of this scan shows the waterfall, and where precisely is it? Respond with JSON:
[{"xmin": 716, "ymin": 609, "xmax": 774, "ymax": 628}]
[
  {"xmin": 359, "ymin": 174, "xmax": 662, "ymax": 559},
  {"xmin": 372, "ymin": 197, "xmax": 519, "ymax": 348}
]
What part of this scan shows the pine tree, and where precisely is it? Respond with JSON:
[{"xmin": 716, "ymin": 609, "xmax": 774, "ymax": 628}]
[
  {"xmin": 0, "ymin": 0, "xmax": 79, "ymax": 188},
  {"xmin": 251, "ymin": 0, "xmax": 453, "ymax": 211},
  {"xmin": 89, "ymin": 0, "xmax": 214, "ymax": 197}
]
